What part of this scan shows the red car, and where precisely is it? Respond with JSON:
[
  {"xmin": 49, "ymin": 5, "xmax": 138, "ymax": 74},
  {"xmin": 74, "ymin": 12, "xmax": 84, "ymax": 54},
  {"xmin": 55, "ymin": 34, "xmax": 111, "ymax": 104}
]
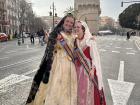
[{"xmin": 0, "ymin": 33, "xmax": 8, "ymax": 42}]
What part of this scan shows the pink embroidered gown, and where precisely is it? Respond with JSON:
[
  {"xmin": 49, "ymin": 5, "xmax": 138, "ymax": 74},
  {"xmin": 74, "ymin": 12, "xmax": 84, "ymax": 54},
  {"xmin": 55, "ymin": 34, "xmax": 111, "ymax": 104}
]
[{"xmin": 75, "ymin": 39, "xmax": 106, "ymax": 105}]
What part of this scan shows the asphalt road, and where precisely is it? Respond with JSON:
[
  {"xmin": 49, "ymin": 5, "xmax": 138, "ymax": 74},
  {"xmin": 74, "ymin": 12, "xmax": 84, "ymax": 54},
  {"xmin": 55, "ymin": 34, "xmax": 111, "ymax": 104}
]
[
  {"xmin": 0, "ymin": 36, "xmax": 140, "ymax": 105},
  {"xmin": 98, "ymin": 35, "xmax": 140, "ymax": 105}
]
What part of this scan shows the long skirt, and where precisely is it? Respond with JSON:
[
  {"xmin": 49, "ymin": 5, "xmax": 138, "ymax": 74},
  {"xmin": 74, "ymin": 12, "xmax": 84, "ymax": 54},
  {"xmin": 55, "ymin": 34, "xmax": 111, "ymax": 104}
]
[
  {"xmin": 27, "ymin": 49, "xmax": 78, "ymax": 105},
  {"xmin": 75, "ymin": 61, "xmax": 102, "ymax": 105}
]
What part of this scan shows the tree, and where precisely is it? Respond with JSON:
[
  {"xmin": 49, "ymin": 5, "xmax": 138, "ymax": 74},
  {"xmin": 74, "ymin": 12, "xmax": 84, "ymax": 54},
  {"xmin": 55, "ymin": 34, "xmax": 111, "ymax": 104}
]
[
  {"xmin": 18, "ymin": 0, "xmax": 29, "ymax": 43},
  {"xmin": 119, "ymin": 3, "xmax": 140, "ymax": 30},
  {"xmin": 33, "ymin": 17, "xmax": 48, "ymax": 32}
]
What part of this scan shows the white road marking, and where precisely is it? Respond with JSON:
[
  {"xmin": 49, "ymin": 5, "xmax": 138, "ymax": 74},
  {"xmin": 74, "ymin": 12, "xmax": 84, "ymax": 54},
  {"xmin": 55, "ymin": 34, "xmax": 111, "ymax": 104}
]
[
  {"xmin": 126, "ymin": 52, "xmax": 135, "ymax": 55},
  {"xmin": 126, "ymin": 48, "xmax": 133, "ymax": 50},
  {"xmin": 0, "ymin": 74, "xmax": 31, "ymax": 93},
  {"xmin": 5, "ymin": 48, "xmax": 37, "ymax": 54},
  {"xmin": 0, "ymin": 56, "xmax": 41, "ymax": 70},
  {"xmin": 99, "ymin": 49, "xmax": 107, "ymax": 52},
  {"xmin": 0, "ymin": 57, "xmax": 9, "ymax": 60},
  {"xmin": 112, "ymin": 51, "xmax": 120, "ymax": 53},
  {"xmin": 108, "ymin": 61, "xmax": 135, "ymax": 105},
  {"xmin": 115, "ymin": 47, "xmax": 121, "ymax": 49},
  {"xmin": 0, "ymin": 68, "xmax": 38, "ymax": 94},
  {"xmin": 22, "ymin": 69, "xmax": 38, "ymax": 76},
  {"xmin": 118, "ymin": 61, "xmax": 124, "ymax": 81},
  {"xmin": 26, "ymin": 45, "xmax": 29, "ymax": 49},
  {"xmin": 5, "ymin": 50, "xmax": 17, "ymax": 54},
  {"xmin": 130, "ymin": 50, "xmax": 137, "ymax": 52}
]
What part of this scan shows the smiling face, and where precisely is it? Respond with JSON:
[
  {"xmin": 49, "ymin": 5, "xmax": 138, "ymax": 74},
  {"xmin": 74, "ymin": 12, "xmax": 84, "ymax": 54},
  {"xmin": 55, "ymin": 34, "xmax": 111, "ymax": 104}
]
[
  {"xmin": 63, "ymin": 17, "xmax": 75, "ymax": 33},
  {"xmin": 74, "ymin": 21, "xmax": 85, "ymax": 39}
]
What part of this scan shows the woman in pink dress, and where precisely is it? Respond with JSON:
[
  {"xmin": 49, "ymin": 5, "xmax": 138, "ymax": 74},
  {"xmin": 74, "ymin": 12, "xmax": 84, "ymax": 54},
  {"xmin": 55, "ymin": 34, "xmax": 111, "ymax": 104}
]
[{"xmin": 74, "ymin": 21, "xmax": 106, "ymax": 105}]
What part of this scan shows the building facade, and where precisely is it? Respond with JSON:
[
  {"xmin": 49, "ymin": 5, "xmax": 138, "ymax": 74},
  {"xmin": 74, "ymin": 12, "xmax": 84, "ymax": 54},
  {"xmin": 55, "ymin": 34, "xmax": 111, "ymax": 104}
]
[
  {"xmin": 74, "ymin": 0, "xmax": 101, "ymax": 34},
  {"xmin": 99, "ymin": 16, "xmax": 115, "ymax": 27},
  {"xmin": 0, "ymin": 0, "xmax": 33, "ymax": 37},
  {"xmin": 0, "ymin": 0, "xmax": 9, "ymax": 33}
]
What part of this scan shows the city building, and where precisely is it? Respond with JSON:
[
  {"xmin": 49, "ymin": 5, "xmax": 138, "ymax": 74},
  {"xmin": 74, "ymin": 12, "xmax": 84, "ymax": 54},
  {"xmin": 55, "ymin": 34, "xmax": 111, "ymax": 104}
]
[
  {"xmin": 0, "ymin": 0, "xmax": 33, "ymax": 36},
  {"xmin": 99, "ymin": 16, "xmax": 115, "ymax": 27},
  {"xmin": 74, "ymin": 0, "xmax": 101, "ymax": 34},
  {"xmin": 0, "ymin": 0, "xmax": 9, "ymax": 33}
]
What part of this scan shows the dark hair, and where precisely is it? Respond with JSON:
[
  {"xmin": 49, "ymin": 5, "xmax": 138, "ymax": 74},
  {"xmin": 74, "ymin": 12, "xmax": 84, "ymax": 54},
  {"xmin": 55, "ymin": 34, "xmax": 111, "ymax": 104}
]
[
  {"xmin": 81, "ymin": 25, "xmax": 85, "ymax": 34},
  {"xmin": 34, "ymin": 13, "xmax": 75, "ymax": 84}
]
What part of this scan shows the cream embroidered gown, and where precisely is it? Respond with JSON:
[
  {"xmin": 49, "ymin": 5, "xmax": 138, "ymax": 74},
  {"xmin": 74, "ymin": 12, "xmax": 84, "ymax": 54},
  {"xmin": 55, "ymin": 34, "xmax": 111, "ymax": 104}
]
[{"xmin": 30, "ymin": 33, "xmax": 77, "ymax": 105}]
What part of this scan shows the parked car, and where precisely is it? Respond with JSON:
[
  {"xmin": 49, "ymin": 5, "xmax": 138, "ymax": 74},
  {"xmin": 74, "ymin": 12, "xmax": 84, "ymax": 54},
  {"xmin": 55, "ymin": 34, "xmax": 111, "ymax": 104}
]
[{"xmin": 0, "ymin": 33, "xmax": 8, "ymax": 42}]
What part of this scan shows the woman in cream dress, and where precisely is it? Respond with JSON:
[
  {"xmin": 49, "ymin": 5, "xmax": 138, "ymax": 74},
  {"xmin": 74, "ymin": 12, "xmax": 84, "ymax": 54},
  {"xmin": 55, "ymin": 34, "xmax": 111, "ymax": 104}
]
[{"xmin": 26, "ymin": 13, "xmax": 77, "ymax": 105}]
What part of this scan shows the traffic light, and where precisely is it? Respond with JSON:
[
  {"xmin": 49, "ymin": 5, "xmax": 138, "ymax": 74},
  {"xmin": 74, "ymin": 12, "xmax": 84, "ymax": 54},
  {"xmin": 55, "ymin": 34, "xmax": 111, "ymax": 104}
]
[
  {"xmin": 55, "ymin": 13, "xmax": 57, "ymax": 17},
  {"xmin": 49, "ymin": 11, "xmax": 52, "ymax": 16},
  {"xmin": 121, "ymin": 2, "xmax": 123, "ymax": 7}
]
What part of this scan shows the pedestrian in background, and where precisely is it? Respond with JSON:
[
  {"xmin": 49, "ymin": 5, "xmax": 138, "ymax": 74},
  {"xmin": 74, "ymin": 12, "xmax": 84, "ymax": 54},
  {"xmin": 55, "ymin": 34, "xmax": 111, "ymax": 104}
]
[
  {"xmin": 30, "ymin": 32, "xmax": 35, "ymax": 44},
  {"xmin": 127, "ymin": 31, "xmax": 130, "ymax": 40},
  {"xmin": 40, "ymin": 29, "xmax": 45, "ymax": 46}
]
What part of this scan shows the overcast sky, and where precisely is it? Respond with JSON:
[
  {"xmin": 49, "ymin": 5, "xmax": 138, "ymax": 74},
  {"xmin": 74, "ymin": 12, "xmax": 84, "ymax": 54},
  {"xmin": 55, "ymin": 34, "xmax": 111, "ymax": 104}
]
[{"xmin": 30, "ymin": 0, "xmax": 133, "ymax": 21}]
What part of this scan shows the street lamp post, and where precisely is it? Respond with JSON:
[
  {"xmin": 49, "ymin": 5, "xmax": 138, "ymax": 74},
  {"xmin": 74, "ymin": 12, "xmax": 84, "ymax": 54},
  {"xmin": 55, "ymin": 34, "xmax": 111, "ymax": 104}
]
[{"xmin": 50, "ymin": 2, "xmax": 57, "ymax": 30}]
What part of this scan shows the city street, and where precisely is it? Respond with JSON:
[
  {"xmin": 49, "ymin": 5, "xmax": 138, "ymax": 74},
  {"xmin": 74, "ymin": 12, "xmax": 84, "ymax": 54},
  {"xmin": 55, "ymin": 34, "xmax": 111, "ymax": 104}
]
[{"xmin": 0, "ymin": 35, "xmax": 140, "ymax": 105}]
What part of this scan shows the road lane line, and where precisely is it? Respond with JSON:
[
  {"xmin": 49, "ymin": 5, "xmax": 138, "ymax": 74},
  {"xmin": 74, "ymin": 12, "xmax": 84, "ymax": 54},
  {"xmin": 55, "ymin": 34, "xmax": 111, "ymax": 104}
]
[
  {"xmin": 22, "ymin": 69, "xmax": 38, "ymax": 76},
  {"xmin": 118, "ymin": 61, "xmax": 124, "ymax": 81},
  {"xmin": 5, "ymin": 50, "xmax": 17, "ymax": 54},
  {"xmin": 5, "ymin": 48, "xmax": 38, "ymax": 54},
  {"xmin": 0, "ymin": 57, "xmax": 9, "ymax": 60},
  {"xmin": 0, "ymin": 74, "xmax": 31, "ymax": 93},
  {"xmin": 126, "ymin": 52, "xmax": 135, "ymax": 55},
  {"xmin": 0, "ymin": 56, "xmax": 41, "ymax": 70},
  {"xmin": 99, "ymin": 49, "xmax": 107, "ymax": 52},
  {"xmin": 126, "ymin": 48, "xmax": 133, "ymax": 50},
  {"xmin": 112, "ymin": 51, "xmax": 120, "ymax": 53},
  {"xmin": 106, "ymin": 45, "xmax": 110, "ymax": 47},
  {"xmin": 130, "ymin": 50, "xmax": 137, "ymax": 52},
  {"xmin": 115, "ymin": 47, "xmax": 121, "ymax": 49}
]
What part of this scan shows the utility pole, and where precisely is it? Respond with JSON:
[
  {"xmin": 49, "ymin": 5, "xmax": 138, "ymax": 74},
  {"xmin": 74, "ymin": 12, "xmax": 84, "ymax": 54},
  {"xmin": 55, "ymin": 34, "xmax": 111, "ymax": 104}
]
[{"xmin": 52, "ymin": 2, "xmax": 55, "ymax": 29}]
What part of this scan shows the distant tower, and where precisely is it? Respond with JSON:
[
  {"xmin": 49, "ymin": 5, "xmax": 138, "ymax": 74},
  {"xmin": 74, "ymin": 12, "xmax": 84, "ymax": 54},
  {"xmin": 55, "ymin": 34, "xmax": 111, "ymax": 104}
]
[{"xmin": 74, "ymin": 0, "xmax": 101, "ymax": 34}]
